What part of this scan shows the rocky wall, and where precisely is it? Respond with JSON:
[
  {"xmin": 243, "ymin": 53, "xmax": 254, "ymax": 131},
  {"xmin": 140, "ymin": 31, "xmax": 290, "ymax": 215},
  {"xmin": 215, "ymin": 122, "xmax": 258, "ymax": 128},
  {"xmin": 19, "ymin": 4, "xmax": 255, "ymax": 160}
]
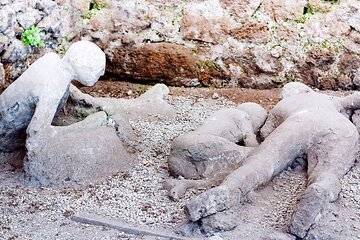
[{"xmin": 1, "ymin": 0, "xmax": 360, "ymax": 90}]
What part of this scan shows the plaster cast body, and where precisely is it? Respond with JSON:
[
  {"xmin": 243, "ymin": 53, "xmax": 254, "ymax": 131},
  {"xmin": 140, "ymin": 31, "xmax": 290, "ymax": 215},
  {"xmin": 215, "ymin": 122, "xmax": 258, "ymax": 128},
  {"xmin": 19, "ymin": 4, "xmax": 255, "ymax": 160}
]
[
  {"xmin": 0, "ymin": 41, "xmax": 106, "ymax": 152},
  {"xmin": 165, "ymin": 103, "xmax": 267, "ymax": 200},
  {"xmin": 185, "ymin": 83, "xmax": 360, "ymax": 238}
]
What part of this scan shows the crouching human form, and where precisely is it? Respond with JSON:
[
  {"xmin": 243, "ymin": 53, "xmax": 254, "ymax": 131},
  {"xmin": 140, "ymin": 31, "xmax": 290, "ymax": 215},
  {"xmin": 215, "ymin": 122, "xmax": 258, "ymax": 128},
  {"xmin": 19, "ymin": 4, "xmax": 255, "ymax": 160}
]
[{"xmin": 0, "ymin": 40, "xmax": 106, "ymax": 153}]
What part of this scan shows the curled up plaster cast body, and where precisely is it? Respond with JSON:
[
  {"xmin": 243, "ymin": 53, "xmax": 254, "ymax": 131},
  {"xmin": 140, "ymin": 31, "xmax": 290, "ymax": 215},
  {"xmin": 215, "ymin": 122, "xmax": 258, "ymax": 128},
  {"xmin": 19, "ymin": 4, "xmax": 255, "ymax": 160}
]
[{"xmin": 165, "ymin": 102, "xmax": 267, "ymax": 200}]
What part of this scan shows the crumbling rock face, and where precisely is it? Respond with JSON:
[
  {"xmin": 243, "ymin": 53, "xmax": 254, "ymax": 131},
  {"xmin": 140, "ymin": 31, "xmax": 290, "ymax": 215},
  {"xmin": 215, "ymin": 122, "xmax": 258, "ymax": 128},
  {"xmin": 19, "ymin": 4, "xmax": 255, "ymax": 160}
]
[
  {"xmin": 2, "ymin": 0, "xmax": 360, "ymax": 90},
  {"xmin": 106, "ymin": 42, "xmax": 228, "ymax": 87}
]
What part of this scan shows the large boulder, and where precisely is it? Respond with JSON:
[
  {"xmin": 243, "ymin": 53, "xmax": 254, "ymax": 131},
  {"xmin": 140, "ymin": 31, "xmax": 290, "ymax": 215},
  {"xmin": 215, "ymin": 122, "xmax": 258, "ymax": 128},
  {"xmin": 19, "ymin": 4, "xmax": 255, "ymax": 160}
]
[{"xmin": 24, "ymin": 111, "xmax": 135, "ymax": 186}]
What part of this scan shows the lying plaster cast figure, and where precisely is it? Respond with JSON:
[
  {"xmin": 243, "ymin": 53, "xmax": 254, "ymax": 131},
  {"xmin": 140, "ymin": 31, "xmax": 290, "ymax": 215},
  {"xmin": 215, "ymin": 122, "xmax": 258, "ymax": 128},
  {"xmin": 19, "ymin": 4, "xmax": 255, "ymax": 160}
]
[
  {"xmin": 164, "ymin": 103, "xmax": 267, "ymax": 200},
  {"xmin": 185, "ymin": 82, "xmax": 360, "ymax": 238},
  {"xmin": 69, "ymin": 82, "xmax": 176, "ymax": 120},
  {"xmin": 0, "ymin": 40, "xmax": 106, "ymax": 153}
]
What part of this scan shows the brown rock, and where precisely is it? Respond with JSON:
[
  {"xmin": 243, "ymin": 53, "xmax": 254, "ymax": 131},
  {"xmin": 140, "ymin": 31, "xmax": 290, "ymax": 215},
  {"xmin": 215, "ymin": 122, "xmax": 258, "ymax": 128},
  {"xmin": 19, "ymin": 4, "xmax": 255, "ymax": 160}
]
[
  {"xmin": 262, "ymin": 0, "xmax": 307, "ymax": 22},
  {"xmin": 225, "ymin": 48, "xmax": 282, "ymax": 88},
  {"xmin": 306, "ymin": 48, "xmax": 335, "ymax": 71},
  {"xmin": 295, "ymin": 48, "xmax": 338, "ymax": 89},
  {"xmin": 181, "ymin": 1, "xmax": 230, "ymax": 44},
  {"xmin": 219, "ymin": 0, "xmax": 261, "ymax": 20},
  {"xmin": 344, "ymin": 30, "xmax": 360, "ymax": 55},
  {"xmin": 106, "ymin": 42, "xmax": 227, "ymax": 87},
  {"xmin": 337, "ymin": 75, "xmax": 353, "ymax": 90},
  {"xmin": 339, "ymin": 53, "xmax": 360, "ymax": 76},
  {"xmin": 181, "ymin": 15, "xmax": 230, "ymax": 44},
  {"xmin": 317, "ymin": 76, "xmax": 338, "ymax": 90},
  {"xmin": 276, "ymin": 26, "xmax": 301, "ymax": 42},
  {"xmin": 230, "ymin": 22, "xmax": 270, "ymax": 44}
]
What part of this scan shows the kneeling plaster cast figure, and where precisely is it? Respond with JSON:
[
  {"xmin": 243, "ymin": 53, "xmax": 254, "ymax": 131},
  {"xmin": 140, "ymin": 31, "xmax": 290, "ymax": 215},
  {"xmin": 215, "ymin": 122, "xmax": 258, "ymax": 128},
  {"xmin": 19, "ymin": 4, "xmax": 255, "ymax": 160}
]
[
  {"xmin": 185, "ymin": 82, "xmax": 360, "ymax": 238},
  {"xmin": 0, "ymin": 40, "xmax": 105, "ymax": 153},
  {"xmin": 0, "ymin": 40, "xmax": 175, "ymax": 186},
  {"xmin": 165, "ymin": 103, "xmax": 267, "ymax": 200}
]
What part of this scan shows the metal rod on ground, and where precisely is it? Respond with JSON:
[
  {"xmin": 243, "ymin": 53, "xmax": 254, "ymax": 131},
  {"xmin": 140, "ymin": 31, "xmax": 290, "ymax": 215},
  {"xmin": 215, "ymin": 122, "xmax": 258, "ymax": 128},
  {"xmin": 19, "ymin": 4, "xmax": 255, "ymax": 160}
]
[{"xmin": 72, "ymin": 212, "xmax": 191, "ymax": 240}]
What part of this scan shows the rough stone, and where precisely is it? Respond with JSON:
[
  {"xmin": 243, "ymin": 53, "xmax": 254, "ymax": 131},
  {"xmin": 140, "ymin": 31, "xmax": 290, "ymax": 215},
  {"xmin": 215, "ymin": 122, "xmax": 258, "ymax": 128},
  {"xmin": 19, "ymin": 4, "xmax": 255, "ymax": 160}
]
[
  {"xmin": 0, "ymin": 62, "xmax": 4, "ymax": 86},
  {"xmin": 219, "ymin": 0, "xmax": 261, "ymax": 20},
  {"xmin": 296, "ymin": 48, "xmax": 337, "ymax": 89},
  {"xmin": 305, "ymin": 12, "xmax": 351, "ymax": 43},
  {"xmin": 339, "ymin": 54, "xmax": 360, "ymax": 76},
  {"xmin": 2, "ymin": 40, "xmax": 30, "ymax": 63},
  {"xmin": 17, "ymin": 9, "xmax": 43, "ymax": 29},
  {"xmin": 181, "ymin": 0, "xmax": 230, "ymax": 44},
  {"xmin": 0, "ymin": 5, "xmax": 16, "ymax": 33},
  {"xmin": 37, "ymin": 12, "xmax": 62, "ymax": 37},
  {"xmin": 353, "ymin": 68, "xmax": 360, "ymax": 88},
  {"xmin": 230, "ymin": 22, "xmax": 270, "ymax": 44},
  {"xmin": 227, "ymin": 48, "xmax": 282, "ymax": 88},
  {"xmin": 201, "ymin": 210, "xmax": 238, "ymax": 233},
  {"xmin": 24, "ymin": 112, "xmax": 134, "ymax": 186},
  {"xmin": 106, "ymin": 42, "xmax": 227, "ymax": 87},
  {"xmin": 347, "ymin": 3, "xmax": 360, "ymax": 32},
  {"xmin": 1, "ymin": 0, "xmax": 360, "ymax": 90},
  {"xmin": 0, "ymin": 34, "xmax": 9, "ymax": 54},
  {"xmin": 262, "ymin": 0, "xmax": 307, "ymax": 22},
  {"xmin": 344, "ymin": 30, "xmax": 360, "ymax": 55},
  {"xmin": 253, "ymin": 46, "xmax": 283, "ymax": 74},
  {"xmin": 34, "ymin": 0, "xmax": 58, "ymax": 15}
]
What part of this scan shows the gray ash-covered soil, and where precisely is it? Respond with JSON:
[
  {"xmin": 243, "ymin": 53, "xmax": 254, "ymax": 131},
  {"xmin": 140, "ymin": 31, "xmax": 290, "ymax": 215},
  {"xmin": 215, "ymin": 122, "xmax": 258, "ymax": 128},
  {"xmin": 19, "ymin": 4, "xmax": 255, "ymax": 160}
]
[{"xmin": 1, "ymin": 81, "xmax": 360, "ymax": 240}]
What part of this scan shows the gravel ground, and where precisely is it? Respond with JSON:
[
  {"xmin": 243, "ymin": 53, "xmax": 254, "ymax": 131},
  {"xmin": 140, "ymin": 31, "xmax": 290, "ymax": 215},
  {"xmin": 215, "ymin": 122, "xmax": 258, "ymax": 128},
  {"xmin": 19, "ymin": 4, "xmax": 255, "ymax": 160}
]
[
  {"xmin": 0, "ymin": 96, "xmax": 233, "ymax": 240},
  {"xmin": 1, "ymin": 94, "xmax": 360, "ymax": 240}
]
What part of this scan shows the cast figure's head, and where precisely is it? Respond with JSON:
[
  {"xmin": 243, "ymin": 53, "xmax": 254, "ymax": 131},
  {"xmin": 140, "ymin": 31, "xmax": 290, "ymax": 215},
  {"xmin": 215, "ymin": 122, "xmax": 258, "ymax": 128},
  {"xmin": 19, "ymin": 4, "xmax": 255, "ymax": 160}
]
[
  {"xmin": 280, "ymin": 82, "xmax": 313, "ymax": 100},
  {"xmin": 237, "ymin": 102, "xmax": 267, "ymax": 133},
  {"xmin": 62, "ymin": 40, "xmax": 106, "ymax": 86}
]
